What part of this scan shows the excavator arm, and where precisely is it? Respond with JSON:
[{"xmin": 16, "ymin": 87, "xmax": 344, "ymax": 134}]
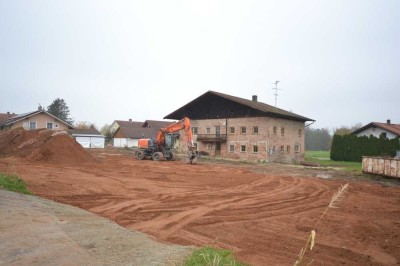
[{"xmin": 156, "ymin": 117, "xmax": 193, "ymax": 148}]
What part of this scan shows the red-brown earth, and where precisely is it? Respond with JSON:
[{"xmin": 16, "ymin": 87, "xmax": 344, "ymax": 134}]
[{"xmin": 0, "ymin": 129, "xmax": 399, "ymax": 265}]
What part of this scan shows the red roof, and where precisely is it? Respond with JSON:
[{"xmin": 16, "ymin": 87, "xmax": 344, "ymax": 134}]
[
  {"xmin": 0, "ymin": 113, "xmax": 16, "ymax": 122},
  {"xmin": 352, "ymin": 122, "xmax": 400, "ymax": 137}
]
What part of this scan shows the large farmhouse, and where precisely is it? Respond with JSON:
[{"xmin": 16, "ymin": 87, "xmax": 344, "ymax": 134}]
[{"xmin": 164, "ymin": 91, "xmax": 314, "ymax": 163}]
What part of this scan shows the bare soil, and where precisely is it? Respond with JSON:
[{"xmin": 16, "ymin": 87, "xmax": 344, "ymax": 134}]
[
  {"xmin": 0, "ymin": 189, "xmax": 192, "ymax": 265},
  {"xmin": 1, "ymin": 148, "xmax": 399, "ymax": 266}
]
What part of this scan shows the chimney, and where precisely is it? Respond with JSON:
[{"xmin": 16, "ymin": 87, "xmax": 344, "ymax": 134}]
[
  {"xmin": 129, "ymin": 118, "xmax": 132, "ymax": 123},
  {"xmin": 7, "ymin": 111, "xmax": 10, "ymax": 115},
  {"xmin": 252, "ymin": 95, "xmax": 258, "ymax": 102},
  {"xmin": 38, "ymin": 105, "xmax": 43, "ymax": 111},
  {"xmin": 387, "ymin": 119, "xmax": 391, "ymax": 124}
]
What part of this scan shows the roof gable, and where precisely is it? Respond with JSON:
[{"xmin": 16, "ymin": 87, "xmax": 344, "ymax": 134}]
[
  {"xmin": 142, "ymin": 120, "xmax": 175, "ymax": 129},
  {"xmin": 352, "ymin": 122, "xmax": 400, "ymax": 136},
  {"xmin": 0, "ymin": 110, "xmax": 74, "ymax": 129},
  {"xmin": 113, "ymin": 119, "xmax": 174, "ymax": 139},
  {"xmin": 164, "ymin": 90, "xmax": 314, "ymax": 122}
]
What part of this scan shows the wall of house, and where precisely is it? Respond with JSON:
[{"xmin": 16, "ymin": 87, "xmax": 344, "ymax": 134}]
[
  {"xmin": 11, "ymin": 113, "xmax": 69, "ymax": 131},
  {"xmin": 113, "ymin": 138, "xmax": 138, "ymax": 148},
  {"xmin": 356, "ymin": 128, "xmax": 398, "ymax": 139},
  {"xmin": 181, "ymin": 117, "xmax": 305, "ymax": 163}
]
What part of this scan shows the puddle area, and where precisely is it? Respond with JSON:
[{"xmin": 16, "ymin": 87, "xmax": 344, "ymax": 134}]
[{"xmin": 317, "ymin": 173, "xmax": 333, "ymax": 179}]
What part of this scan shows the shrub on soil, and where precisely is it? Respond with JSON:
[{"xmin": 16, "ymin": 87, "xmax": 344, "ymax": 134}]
[
  {"xmin": 184, "ymin": 246, "xmax": 247, "ymax": 266},
  {"xmin": 0, "ymin": 173, "xmax": 30, "ymax": 194}
]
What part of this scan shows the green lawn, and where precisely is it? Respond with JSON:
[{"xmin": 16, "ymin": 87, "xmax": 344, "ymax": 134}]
[{"xmin": 305, "ymin": 150, "xmax": 362, "ymax": 172}]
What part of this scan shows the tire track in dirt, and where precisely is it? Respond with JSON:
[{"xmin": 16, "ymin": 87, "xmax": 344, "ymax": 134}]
[{"xmin": 8, "ymin": 152, "xmax": 400, "ymax": 266}]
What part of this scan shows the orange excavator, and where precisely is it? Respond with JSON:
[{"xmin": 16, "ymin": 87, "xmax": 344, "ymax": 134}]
[{"xmin": 134, "ymin": 117, "xmax": 198, "ymax": 163}]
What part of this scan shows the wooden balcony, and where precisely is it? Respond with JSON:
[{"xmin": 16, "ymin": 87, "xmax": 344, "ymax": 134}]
[{"xmin": 196, "ymin": 134, "xmax": 227, "ymax": 142}]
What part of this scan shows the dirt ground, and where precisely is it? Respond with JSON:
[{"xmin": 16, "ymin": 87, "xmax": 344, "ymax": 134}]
[
  {"xmin": 0, "ymin": 189, "xmax": 191, "ymax": 265},
  {"xmin": 1, "ymin": 149, "xmax": 399, "ymax": 266}
]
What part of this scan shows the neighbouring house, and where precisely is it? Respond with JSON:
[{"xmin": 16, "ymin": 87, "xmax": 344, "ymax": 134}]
[
  {"xmin": 0, "ymin": 106, "xmax": 74, "ymax": 131},
  {"xmin": 164, "ymin": 90, "xmax": 314, "ymax": 163},
  {"xmin": 352, "ymin": 120, "xmax": 400, "ymax": 140},
  {"xmin": 112, "ymin": 119, "xmax": 174, "ymax": 148},
  {"xmin": 68, "ymin": 128, "xmax": 105, "ymax": 148}
]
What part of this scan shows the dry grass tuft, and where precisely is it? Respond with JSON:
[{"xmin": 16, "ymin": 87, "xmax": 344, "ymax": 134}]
[{"xmin": 294, "ymin": 183, "xmax": 349, "ymax": 266}]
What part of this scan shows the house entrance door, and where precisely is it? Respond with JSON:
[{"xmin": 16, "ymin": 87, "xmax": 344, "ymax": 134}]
[{"xmin": 215, "ymin": 142, "xmax": 221, "ymax": 156}]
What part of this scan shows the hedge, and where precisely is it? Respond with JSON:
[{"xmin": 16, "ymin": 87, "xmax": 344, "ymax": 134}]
[{"xmin": 330, "ymin": 134, "xmax": 400, "ymax": 162}]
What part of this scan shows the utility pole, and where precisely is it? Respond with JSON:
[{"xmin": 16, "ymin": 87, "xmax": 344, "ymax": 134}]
[{"xmin": 272, "ymin": 81, "xmax": 281, "ymax": 107}]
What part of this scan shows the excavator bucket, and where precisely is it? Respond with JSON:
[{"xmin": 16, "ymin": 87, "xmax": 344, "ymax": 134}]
[{"xmin": 185, "ymin": 150, "xmax": 198, "ymax": 164}]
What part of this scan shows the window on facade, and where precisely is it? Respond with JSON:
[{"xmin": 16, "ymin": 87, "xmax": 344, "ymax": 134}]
[
  {"xmin": 229, "ymin": 145, "xmax": 234, "ymax": 152},
  {"xmin": 253, "ymin": 126, "xmax": 258, "ymax": 134},
  {"xmin": 207, "ymin": 144, "xmax": 212, "ymax": 150},
  {"xmin": 273, "ymin": 126, "xmax": 277, "ymax": 135},
  {"xmin": 272, "ymin": 146, "xmax": 276, "ymax": 153},
  {"xmin": 295, "ymin": 144, "xmax": 300, "ymax": 153},
  {"xmin": 280, "ymin": 145, "xmax": 284, "ymax": 153},
  {"xmin": 230, "ymin": 127, "xmax": 235, "ymax": 134},
  {"xmin": 192, "ymin": 127, "xmax": 198, "ymax": 134},
  {"xmin": 380, "ymin": 132, "xmax": 387, "ymax": 139},
  {"xmin": 55, "ymin": 124, "xmax": 59, "ymax": 128},
  {"xmin": 47, "ymin": 122, "xmax": 53, "ymax": 129},
  {"xmin": 287, "ymin": 145, "xmax": 290, "ymax": 153},
  {"xmin": 281, "ymin": 127, "xmax": 285, "ymax": 136},
  {"xmin": 253, "ymin": 145, "xmax": 258, "ymax": 153},
  {"xmin": 241, "ymin": 145, "xmax": 247, "ymax": 152},
  {"xmin": 193, "ymin": 142, "xmax": 198, "ymax": 150},
  {"xmin": 241, "ymin": 126, "xmax": 246, "ymax": 134},
  {"xmin": 298, "ymin": 129, "xmax": 302, "ymax": 137},
  {"xmin": 206, "ymin": 128, "xmax": 211, "ymax": 134},
  {"xmin": 29, "ymin": 121, "xmax": 37, "ymax": 130}
]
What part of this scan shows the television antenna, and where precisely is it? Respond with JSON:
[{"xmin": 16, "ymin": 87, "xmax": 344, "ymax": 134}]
[{"xmin": 272, "ymin": 80, "xmax": 281, "ymax": 107}]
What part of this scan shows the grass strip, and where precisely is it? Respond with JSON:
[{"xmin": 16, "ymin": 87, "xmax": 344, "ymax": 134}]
[
  {"xmin": 184, "ymin": 246, "xmax": 247, "ymax": 266},
  {"xmin": 305, "ymin": 151, "xmax": 362, "ymax": 172},
  {"xmin": 0, "ymin": 172, "xmax": 30, "ymax": 194}
]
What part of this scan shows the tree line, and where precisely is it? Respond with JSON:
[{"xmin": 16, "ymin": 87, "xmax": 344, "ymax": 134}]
[{"xmin": 305, "ymin": 124, "xmax": 362, "ymax": 151}]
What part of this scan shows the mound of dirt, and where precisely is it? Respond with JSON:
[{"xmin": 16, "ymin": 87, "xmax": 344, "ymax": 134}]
[{"xmin": 0, "ymin": 128, "xmax": 96, "ymax": 163}]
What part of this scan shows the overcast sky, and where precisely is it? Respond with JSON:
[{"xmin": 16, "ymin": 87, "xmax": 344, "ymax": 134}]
[{"xmin": 1, "ymin": 0, "xmax": 399, "ymax": 130}]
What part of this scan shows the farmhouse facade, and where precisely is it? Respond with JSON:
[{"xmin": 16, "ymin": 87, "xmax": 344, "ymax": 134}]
[
  {"xmin": 0, "ymin": 107, "xmax": 74, "ymax": 131},
  {"xmin": 352, "ymin": 120, "xmax": 400, "ymax": 140},
  {"xmin": 164, "ymin": 91, "xmax": 314, "ymax": 163}
]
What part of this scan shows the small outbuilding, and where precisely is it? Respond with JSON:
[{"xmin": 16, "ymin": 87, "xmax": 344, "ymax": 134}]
[{"xmin": 68, "ymin": 128, "xmax": 105, "ymax": 148}]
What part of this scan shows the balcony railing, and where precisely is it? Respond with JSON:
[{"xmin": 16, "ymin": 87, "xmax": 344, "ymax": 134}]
[{"xmin": 196, "ymin": 134, "xmax": 227, "ymax": 142}]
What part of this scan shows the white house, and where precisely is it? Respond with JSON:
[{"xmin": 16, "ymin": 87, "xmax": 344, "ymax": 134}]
[{"xmin": 352, "ymin": 120, "xmax": 400, "ymax": 139}]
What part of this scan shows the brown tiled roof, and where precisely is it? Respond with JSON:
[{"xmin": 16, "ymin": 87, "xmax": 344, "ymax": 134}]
[
  {"xmin": 114, "ymin": 120, "xmax": 175, "ymax": 139},
  {"xmin": 211, "ymin": 91, "xmax": 313, "ymax": 121},
  {"xmin": 164, "ymin": 90, "xmax": 314, "ymax": 122},
  {"xmin": 0, "ymin": 113, "xmax": 17, "ymax": 122},
  {"xmin": 68, "ymin": 128, "xmax": 104, "ymax": 136},
  {"xmin": 114, "ymin": 120, "xmax": 143, "ymax": 128},
  {"xmin": 143, "ymin": 120, "xmax": 175, "ymax": 129},
  {"xmin": 117, "ymin": 126, "xmax": 157, "ymax": 139},
  {"xmin": 352, "ymin": 122, "xmax": 400, "ymax": 136}
]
